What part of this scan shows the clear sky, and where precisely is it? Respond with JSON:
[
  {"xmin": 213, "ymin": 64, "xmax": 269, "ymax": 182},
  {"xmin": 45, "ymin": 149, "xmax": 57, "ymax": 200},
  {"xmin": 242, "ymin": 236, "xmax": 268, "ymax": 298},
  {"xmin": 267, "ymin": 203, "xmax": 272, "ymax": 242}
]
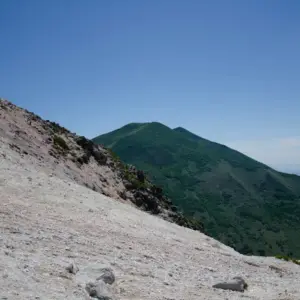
[{"xmin": 1, "ymin": 0, "xmax": 300, "ymax": 173}]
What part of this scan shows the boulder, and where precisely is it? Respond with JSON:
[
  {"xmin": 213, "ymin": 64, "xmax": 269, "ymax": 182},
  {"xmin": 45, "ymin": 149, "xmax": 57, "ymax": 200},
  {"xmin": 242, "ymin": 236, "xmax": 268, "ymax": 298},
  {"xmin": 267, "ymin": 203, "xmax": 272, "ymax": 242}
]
[
  {"xmin": 213, "ymin": 276, "xmax": 247, "ymax": 292},
  {"xmin": 66, "ymin": 263, "xmax": 79, "ymax": 274},
  {"xmin": 96, "ymin": 268, "xmax": 115, "ymax": 285},
  {"xmin": 85, "ymin": 281, "xmax": 114, "ymax": 300}
]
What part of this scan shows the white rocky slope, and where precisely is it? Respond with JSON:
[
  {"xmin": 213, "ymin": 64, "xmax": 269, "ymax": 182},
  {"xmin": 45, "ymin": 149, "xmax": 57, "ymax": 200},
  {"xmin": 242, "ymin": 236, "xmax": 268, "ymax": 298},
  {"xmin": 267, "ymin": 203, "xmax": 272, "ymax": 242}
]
[
  {"xmin": 0, "ymin": 99, "xmax": 204, "ymax": 231},
  {"xmin": 1, "ymin": 127, "xmax": 300, "ymax": 299}
]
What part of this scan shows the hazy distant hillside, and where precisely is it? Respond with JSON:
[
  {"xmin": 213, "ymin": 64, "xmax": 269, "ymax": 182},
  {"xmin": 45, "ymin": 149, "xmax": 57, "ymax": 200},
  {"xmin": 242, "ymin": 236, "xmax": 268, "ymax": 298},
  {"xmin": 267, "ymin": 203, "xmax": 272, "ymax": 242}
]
[{"xmin": 94, "ymin": 122, "xmax": 300, "ymax": 257}]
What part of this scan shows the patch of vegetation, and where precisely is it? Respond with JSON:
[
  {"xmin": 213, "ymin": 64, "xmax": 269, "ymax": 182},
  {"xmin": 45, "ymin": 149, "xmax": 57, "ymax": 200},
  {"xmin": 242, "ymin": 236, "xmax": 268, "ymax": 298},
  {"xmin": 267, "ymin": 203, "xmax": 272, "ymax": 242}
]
[
  {"xmin": 122, "ymin": 168, "xmax": 150, "ymax": 190},
  {"xmin": 0, "ymin": 102, "xmax": 8, "ymax": 110},
  {"xmin": 92, "ymin": 149, "xmax": 107, "ymax": 165},
  {"xmin": 185, "ymin": 216, "xmax": 205, "ymax": 231},
  {"xmin": 53, "ymin": 135, "xmax": 69, "ymax": 151},
  {"xmin": 107, "ymin": 148, "xmax": 121, "ymax": 162},
  {"xmin": 275, "ymin": 254, "xmax": 290, "ymax": 261},
  {"xmin": 75, "ymin": 136, "xmax": 107, "ymax": 165},
  {"xmin": 76, "ymin": 157, "xmax": 84, "ymax": 165},
  {"xmin": 275, "ymin": 254, "xmax": 300, "ymax": 265},
  {"xmin": 80, "ymin": 153, "xmax": 91, "ymax": 164},
  {"xmin": 93, "ymin": 122, "xmax": 300, "ymax": 257},
  {"xmin": 76, "ymin": 136, "xmax": 94, "ymax": 152},
  {"xmin": 170, "ymin": 205, "xmax": 178, "ymax": 212},
  {"xmin": 47, "ymin": 121, "xmax": 68, "ymax": 134},
  {"xmin": 133, "ymin": 189, "xmax": 161, "ymax": 214}
]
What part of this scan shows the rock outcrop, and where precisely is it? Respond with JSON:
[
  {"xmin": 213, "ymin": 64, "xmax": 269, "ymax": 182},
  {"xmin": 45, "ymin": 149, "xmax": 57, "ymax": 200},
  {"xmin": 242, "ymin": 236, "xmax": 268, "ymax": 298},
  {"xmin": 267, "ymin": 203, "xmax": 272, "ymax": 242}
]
[
  {"xmin": 66, "ymin": 263, "xmax": 79, "ymax": 275},
  {"xmin": 85, "ymin": 280, "xmax": 114, "ymax": 300},
  {"xmin": 213, "ymin": 276, "xmax": 248, "ymax": 292}
]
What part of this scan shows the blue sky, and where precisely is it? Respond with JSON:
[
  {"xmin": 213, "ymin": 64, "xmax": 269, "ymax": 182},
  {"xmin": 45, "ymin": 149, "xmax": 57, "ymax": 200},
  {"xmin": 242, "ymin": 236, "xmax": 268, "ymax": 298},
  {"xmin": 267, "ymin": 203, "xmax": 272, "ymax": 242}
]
[{"xmin": 1, "ymin": 0, "xmax": 300, "ymax": 172}]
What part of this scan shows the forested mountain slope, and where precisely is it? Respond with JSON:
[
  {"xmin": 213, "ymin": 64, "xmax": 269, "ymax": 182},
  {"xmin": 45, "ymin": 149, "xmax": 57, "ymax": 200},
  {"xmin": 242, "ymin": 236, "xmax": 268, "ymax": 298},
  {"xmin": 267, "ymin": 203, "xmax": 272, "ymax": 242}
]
[{"xmin": 94, "ymin": 122, "xmax": 300, "ymax": 257}]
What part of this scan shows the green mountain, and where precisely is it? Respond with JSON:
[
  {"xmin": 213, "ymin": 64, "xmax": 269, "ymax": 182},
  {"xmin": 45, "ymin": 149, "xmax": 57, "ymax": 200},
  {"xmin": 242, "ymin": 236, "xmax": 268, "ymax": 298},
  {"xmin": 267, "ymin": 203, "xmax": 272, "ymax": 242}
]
[{"xmin": 93, "ymin": 122, "xmax": 300, "ymax": 257}]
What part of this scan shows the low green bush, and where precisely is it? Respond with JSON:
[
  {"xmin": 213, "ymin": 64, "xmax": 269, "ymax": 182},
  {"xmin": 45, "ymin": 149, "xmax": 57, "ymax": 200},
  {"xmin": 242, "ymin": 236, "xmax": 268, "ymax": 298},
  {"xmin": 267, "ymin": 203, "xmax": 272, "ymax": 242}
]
[
  {"xmin": 275, "ymin": 254, "xmax": 300, "ymax": 265},
  {"xmin": 53, "ymin": 135, "xmax": 69, "ymax": 151}
]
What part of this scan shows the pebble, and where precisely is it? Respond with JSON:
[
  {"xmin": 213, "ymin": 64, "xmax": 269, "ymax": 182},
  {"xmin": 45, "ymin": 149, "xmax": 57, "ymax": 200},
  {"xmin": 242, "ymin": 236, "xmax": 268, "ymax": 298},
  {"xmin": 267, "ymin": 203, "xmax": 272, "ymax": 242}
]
[{"xmin": 66, "ymin": 263, "xmax": 79, "ymax": 274}]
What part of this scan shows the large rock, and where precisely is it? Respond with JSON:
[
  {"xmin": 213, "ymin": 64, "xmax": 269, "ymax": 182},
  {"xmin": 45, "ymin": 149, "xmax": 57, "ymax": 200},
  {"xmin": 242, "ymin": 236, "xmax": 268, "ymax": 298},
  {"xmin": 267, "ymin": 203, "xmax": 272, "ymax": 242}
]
[
  {"xmin": 96, "ymin": 268, "xmax": 115, "ymax": 285},
  {"xmin": 213, "ymin": 276, "xmax": 247, "ymax": 292},
  {"xmin": 85, "ymin": 281, "xmax": 114, "ymax": 300}
]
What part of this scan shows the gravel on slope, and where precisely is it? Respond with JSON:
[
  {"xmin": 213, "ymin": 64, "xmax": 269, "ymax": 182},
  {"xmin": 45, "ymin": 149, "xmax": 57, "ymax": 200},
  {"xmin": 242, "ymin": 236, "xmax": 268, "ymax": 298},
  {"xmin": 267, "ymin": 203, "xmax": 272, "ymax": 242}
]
[{"xmin": 1, "ymin": 141, "xmax": 300, "ymax": 300}]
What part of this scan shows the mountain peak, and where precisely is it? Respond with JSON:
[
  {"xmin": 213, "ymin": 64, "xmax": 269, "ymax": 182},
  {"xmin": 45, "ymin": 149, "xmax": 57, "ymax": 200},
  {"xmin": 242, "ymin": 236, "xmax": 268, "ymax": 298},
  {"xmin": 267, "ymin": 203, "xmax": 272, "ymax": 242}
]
[
  {"xmin": 173, "ymin": 126, "xmax": 206, "ymax": 142},
  {"xmin": 94, "ymin": 121, "xmax": 300, "ymax": 257},
  {"xmin": 173, "ymin": 126, "xmax": 185, "ymax": 131}
]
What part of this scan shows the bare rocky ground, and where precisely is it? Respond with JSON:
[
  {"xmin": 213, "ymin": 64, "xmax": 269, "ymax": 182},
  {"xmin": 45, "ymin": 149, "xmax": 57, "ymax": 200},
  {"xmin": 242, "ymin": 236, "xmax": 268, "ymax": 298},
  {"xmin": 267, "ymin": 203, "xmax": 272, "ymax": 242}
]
[{"xmin": 1, "ymin": 99, "xmax": 300, "ymax": 299}]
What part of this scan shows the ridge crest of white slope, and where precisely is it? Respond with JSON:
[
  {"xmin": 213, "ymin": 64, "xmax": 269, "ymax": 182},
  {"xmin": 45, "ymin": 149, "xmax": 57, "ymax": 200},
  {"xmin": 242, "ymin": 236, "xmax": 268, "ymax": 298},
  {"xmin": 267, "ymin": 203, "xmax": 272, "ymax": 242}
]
[{"xmin": 1, "ymin": 142, "xmax": 300, "ymax": 300}]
